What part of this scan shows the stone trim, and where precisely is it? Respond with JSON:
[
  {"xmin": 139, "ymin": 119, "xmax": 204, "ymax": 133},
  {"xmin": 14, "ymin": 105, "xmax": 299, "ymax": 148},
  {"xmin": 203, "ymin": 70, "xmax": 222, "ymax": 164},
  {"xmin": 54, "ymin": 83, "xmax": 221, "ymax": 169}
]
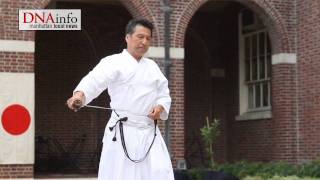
[
  {"xmin": 145, "ymin": 46, "xmax": 184, "ymax": 59},
  {"xmin": 0, "ymin": 40, "xmax": 35, "ymax": 53},
  {"xmin": 272, "ymin": 53, "xmax": 297, "ymax": 65}
]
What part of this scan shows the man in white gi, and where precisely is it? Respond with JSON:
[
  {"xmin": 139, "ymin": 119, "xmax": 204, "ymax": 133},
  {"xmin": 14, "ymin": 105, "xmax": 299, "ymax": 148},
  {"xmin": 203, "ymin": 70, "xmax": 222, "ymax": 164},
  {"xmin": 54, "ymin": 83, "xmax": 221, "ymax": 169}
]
[{"xmin": 66, "ymin": 19, "xmax": 174, "ymax": 180}]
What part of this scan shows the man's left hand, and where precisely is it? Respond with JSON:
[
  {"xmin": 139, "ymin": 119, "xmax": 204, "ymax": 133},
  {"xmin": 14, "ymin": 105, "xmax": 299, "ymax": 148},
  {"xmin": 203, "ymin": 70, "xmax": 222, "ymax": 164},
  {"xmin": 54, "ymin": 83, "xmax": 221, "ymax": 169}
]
[{"xmin": 148, "ymin": 105, "xmax": 164, "ymax": 120}]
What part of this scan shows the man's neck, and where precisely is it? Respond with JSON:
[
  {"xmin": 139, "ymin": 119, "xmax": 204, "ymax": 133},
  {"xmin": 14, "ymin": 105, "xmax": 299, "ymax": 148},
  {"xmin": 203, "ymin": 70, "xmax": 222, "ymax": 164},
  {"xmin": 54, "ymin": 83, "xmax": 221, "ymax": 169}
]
[{"xmin": 126, "ymin": 49, "xmax": 142, "ymax": 61}]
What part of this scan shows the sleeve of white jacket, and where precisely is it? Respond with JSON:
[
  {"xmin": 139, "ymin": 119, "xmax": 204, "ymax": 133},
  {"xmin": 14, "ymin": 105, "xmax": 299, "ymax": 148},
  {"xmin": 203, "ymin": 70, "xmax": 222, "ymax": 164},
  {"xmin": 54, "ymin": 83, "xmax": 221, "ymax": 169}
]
[
  {"xmin": 156, "ymin": 66, "xmax": 172, "ymax": 120},
  {"xmin": 73, "ymin": 57, "xmax": 117, "ymax": 105}
]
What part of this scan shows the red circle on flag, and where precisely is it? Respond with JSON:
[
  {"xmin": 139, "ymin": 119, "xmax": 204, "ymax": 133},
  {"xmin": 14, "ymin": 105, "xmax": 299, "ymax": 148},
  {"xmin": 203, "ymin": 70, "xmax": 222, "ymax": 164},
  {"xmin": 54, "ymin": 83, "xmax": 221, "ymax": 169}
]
[{"xmin": 1, "ymin": 104, "xmax": 31, "ymax": 136}]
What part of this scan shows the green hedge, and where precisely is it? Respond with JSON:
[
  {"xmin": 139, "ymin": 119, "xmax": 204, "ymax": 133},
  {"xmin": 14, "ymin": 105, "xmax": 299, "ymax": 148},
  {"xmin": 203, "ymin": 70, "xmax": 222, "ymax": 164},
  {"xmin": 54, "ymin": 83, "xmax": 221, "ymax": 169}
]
[
  {"xmin": 214, "ymin": 160, "xmax": 320, "ymax": 179},
  {"xmin": 242, "ymin": 175, "xmax": 319, "ymax": 180}
]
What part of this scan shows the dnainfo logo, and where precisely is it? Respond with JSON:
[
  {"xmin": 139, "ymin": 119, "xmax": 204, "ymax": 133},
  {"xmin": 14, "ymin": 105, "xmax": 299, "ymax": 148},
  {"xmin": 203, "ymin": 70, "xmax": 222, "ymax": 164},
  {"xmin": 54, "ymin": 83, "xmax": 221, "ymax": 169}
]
[{"xmin": 19, "ymin": 9, "xmax": 81, "ymax": 30}]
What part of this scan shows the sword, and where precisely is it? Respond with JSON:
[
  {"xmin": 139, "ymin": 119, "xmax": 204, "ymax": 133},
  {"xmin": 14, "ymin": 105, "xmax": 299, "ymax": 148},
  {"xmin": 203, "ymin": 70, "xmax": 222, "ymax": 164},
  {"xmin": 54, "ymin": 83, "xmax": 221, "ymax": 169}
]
[
  {"xmin": 72, "ymin": 100, "xmax": 149, "ymax": 118},
  {"xmin": 72, "ymin": 99, "xmax": 113, "ymax": 110},
  {"xmin": 84, "ymin": 104, "xmax": 114, "ymax": 110}
]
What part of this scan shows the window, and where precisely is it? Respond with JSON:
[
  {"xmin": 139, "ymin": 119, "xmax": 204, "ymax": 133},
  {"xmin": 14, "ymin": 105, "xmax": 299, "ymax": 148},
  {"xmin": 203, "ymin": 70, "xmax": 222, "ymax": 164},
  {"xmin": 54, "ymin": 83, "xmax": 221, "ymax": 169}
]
[
  {"xmin": 237, "ymin": 10, "xmax": 272, "ymax": 120},
  {"xmin": 244, "ymin": 31, "xmax": 271, "ymax": 110}
]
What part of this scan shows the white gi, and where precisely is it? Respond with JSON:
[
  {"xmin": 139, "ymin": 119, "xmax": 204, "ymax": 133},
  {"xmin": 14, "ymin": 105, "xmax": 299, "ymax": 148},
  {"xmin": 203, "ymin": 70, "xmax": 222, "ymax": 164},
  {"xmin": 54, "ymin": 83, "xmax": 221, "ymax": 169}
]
[{"xmin": 74, "ymin": 49, "xmax": 174, "ymax": 180}]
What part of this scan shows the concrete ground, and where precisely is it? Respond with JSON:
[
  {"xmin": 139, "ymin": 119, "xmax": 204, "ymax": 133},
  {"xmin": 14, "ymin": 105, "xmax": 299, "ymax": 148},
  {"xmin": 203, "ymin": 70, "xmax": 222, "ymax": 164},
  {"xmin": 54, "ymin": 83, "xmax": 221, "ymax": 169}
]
[
  {"xmin": 8, "ymin": 178, "xmax": 97, "ymax": 180},
  {"xmin": 7, "ymin": 175, "xmax": 97, "ymax": 180}
]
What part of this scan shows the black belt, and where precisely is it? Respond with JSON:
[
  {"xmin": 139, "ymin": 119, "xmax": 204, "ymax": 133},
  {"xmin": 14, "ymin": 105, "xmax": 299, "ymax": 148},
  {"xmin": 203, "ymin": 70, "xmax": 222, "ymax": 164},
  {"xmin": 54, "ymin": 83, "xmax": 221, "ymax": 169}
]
[{"xmin": 109, "ymin": 110, "xmax": 157, "ymax": 163}]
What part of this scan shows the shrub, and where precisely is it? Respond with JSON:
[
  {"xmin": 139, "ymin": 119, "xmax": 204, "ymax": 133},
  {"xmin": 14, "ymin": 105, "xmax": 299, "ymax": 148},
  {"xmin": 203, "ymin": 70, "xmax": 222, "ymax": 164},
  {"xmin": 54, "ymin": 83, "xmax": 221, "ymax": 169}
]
[
  {"xmin": 200, "ymin": 117, "xmax": 220, "ymax": 170},
  {"xmin": 214, "ymin": 161, "xmax": 320, "ymax": 179}
]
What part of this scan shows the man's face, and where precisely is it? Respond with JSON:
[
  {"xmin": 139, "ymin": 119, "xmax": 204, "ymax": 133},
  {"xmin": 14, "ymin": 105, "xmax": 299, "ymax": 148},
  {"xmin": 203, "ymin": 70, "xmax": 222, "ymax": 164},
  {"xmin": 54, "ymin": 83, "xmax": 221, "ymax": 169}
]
[{"xmin": 126, "ymin": 25, "xmax": 152, "ymax": 60}]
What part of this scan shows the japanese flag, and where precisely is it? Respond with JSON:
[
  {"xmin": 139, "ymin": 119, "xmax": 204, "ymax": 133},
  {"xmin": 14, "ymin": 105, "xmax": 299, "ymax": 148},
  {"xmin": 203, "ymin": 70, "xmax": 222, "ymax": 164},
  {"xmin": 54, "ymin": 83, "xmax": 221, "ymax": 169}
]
[{"xmin": 0, "ymin": 72, "xmax": 34, "ymax": 164}]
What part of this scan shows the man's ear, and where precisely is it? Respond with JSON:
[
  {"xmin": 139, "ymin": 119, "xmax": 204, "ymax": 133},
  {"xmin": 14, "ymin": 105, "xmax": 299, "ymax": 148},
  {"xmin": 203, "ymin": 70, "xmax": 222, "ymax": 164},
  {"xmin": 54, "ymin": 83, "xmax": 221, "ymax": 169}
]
[{"xmin": 125, "ymin": 35, "xmax": 129, "ymax": 43}]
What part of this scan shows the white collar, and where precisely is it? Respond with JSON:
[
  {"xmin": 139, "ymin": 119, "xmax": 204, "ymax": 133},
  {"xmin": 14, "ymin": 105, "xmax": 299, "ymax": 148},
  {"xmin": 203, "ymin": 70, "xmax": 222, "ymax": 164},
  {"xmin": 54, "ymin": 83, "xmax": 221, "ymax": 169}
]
[{"xmin": 122, "ymin": 49, "xmax": 144, "ymax": 63}]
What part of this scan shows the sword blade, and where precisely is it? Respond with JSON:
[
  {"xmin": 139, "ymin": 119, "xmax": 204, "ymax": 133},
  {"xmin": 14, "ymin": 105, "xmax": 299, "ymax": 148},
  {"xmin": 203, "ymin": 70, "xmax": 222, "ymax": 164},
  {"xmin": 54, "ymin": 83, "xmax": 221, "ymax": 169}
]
[
  {"xmin": 84, "ymin": 105, "xmax": 114, "ymax": 110},
  {"xmin": 83, "ymin": 105, "xmax": 150, "ymax": 118}
]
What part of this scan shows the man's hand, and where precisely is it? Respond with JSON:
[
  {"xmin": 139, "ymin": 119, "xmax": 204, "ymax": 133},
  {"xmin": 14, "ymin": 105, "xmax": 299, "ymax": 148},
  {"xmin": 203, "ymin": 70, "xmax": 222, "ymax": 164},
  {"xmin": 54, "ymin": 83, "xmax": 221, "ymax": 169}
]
[
  {"xmin": 148, "ymin": 105, "xmax": 164, "ymax": 120},
  {"xmin": 66, "ymin": 91, "xmax": 85, "ymax": 112}
]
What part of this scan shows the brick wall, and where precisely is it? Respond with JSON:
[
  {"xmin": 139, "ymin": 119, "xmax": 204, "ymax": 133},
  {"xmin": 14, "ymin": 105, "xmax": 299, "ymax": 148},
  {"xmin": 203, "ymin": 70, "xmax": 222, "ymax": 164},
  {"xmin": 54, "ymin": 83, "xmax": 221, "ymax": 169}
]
[
  {"xmin": 0, "ymin": 165, "xmax": 33, "ymax": 179},
  {"xmin": 271, "ymin": 63, "xmax": 299, "ymax": 162},
  {"xmin": 170, "ymin": 0, "xmax": 297, "ymax": 53},
  {"xmin": 297, "ymin": 0, "xmax": 320, "ymax": 163},
  {"xmin": 174, "ymin": 0, "xmax": 299, "ymax": 165},
  {"xmin": 0, "ymin": 52, "xmax": 34, "ymax": 72},
  {"xmin": 0, "ymin": 0, "xmax": 50, "ymax": 40},
  {"xmin": 169, "ymin": 58, "xmax": 185, "ymax": 167}
]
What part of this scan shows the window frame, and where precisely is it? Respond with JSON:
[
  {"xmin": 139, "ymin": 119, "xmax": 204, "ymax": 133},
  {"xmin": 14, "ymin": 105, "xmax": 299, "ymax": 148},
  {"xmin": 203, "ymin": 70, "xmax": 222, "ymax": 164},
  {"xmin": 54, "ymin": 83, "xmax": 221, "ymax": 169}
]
[{"xmin": 237, "ymin": 11, "xmax": 272, "ymax": 121}]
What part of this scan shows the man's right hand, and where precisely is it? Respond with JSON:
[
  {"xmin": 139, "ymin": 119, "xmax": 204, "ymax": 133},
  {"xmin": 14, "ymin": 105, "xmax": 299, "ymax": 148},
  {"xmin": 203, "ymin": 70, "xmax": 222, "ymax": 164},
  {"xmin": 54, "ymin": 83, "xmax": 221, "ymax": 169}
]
[{"xmin": 66, "ymin": 91, "xmax": 85, "ymax": 112}]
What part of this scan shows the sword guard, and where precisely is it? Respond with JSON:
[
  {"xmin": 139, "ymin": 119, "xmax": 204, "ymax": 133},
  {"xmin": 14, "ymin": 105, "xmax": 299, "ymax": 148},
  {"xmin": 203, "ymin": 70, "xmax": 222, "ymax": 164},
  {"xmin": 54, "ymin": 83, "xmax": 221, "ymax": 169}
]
[{"xmin": 73, "ymin": 99, "xmax": 83, "ymax": 110}]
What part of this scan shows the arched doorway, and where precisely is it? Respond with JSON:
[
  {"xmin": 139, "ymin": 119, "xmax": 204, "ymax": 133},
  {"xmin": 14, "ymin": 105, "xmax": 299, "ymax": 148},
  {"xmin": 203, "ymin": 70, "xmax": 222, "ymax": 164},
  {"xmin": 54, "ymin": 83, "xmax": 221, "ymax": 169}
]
[
  {"xmin": 184, "ymin": 1, "xmax": 273, "ymax": 168},
  {"xmin": 35, "ymin": 0, "xmax": 132, "ymax": 175}
]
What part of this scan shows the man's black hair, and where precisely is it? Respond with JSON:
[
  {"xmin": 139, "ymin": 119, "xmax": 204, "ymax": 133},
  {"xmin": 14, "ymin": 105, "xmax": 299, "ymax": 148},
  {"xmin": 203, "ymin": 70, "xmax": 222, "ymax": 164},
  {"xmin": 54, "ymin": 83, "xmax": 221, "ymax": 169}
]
[{"xmin": 125, "ymin": 18, "xmax": 153, "ymax": 36}]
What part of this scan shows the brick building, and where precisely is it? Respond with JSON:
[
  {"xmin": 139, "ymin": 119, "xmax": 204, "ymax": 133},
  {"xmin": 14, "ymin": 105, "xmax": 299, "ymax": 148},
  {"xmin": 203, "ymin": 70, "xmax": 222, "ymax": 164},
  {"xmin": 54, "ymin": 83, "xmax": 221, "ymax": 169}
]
[{"xmin": 0, "ymin": 0, "xmax": 320, "ymax": 178}]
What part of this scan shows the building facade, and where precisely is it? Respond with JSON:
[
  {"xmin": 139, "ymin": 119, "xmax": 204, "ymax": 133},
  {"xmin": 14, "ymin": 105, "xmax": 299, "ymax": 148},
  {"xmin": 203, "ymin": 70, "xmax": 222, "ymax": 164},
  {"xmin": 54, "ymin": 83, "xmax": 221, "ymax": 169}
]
[{"xmin": 0, "ymin": 0, "xmax": 320, "ymax": 178}]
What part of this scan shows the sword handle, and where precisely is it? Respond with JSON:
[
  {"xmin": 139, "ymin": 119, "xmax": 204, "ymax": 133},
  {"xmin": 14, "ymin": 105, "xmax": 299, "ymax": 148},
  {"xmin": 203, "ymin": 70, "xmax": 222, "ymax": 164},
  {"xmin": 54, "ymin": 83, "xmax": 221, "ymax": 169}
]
[{"xmin": 73, "ymin": 99, "xmax": 83, "ymax": 110}]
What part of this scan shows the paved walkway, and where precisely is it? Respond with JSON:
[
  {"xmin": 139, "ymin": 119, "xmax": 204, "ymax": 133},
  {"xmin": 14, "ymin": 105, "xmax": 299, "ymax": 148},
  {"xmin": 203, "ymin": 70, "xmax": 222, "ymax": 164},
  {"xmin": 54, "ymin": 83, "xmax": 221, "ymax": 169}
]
[
  {"xmin": 6, "ymin": 178, "xmax": 97, "ymax": 180},
  {"xmin": 2, "ymin": 173, "xmax": 98, "ymax": 180}
]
